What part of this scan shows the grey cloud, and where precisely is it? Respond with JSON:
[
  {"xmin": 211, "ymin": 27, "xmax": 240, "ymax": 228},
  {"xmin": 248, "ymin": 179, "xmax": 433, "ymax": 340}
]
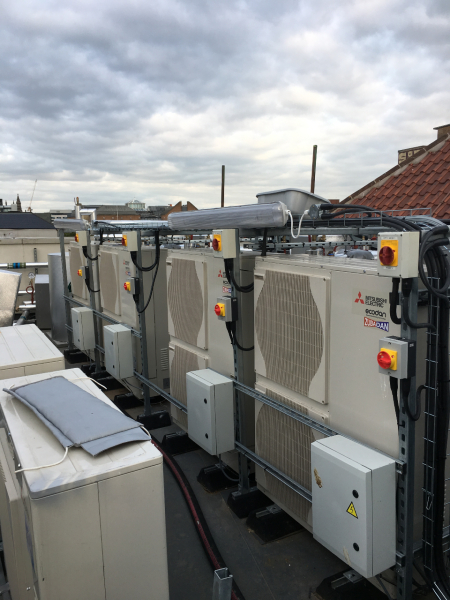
[{"xmin": 0, "ymin": 0, "xmax": 449, "ymax": 208}]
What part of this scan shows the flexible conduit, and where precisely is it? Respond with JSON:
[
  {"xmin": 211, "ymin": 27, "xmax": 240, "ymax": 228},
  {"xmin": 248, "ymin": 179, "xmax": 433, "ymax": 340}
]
[{"xmin": 150, "ymin": 436, "xmax": 246, "ymax": 600}]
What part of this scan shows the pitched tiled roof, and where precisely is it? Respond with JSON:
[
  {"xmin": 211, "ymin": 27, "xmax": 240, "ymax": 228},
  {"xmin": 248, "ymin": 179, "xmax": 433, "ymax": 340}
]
[{"xmin": 342, "ymin": 134, "xmax": 450, "ymax": 219}]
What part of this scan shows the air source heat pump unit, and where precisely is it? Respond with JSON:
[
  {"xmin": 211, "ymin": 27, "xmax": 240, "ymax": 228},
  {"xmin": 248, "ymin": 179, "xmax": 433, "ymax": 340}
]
[
  {"xmin": 0, "ymin": 368, "xmax": 169, "ymax": 600},
  {"xmin": 166, "ymin": 249, "xmax": 256, "ymax": 468},
  {"xmin": 97, "ymin": 244, "xmax": 170, "ymax": 397},
  {"xmin": 253, "ymin": 254, "xmax": 426, "ymax": 534},
  {"xmin": 0, "ymin": 324, "xmax": 64, "ymax": 380},
  {"xmin": 68, "ymin": 240, "xmax": 101, "ymax": 361}
]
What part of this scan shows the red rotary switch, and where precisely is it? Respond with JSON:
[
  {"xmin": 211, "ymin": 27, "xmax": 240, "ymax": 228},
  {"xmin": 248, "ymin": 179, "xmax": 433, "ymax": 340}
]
[
  {"xmin": 212, "ymin": 238, "xmax": 220, "ymax": 251},
  {"xmin": 214, "ymin": 304, "xmax": 221, "ymax": 316},
  {"xmin": 379, "ymin": 246, "xmax": 395, "ymax": 266},
  {"xmin": 377, "ymin": 350, "xmax": 392, "ymax": 370}
]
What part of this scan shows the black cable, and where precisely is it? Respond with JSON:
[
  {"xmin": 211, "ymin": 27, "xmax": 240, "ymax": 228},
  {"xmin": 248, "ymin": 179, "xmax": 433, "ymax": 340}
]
[
  {"xmin": 136, "ymin": 240, "xmax": 160, "ymax": 314},
  {"xmin": 401, "ymin": 295, "xmax": 436, "ymax": 332},
  {"xmin": 318, "ymin": 203, "xmax": 423, "ymax": 232},
  {"xmin": 389, "ymin": 278, "xmax": 402, "ymax": 325},
  {"xmin": 131, "ymin": 232, "xmax": 160, "ymax": 272},
  {"xmin": 225, "ymin": 321, "xmax": 254, "ymax": 352},
  {"xmin": 401, "ymin": 378, "xmax": 421, "ymax": 422},
  {"xmin": 82, "ymin": 246, "xmax": 98, "ymax": 261},
  {"xmin": 261, "ymin": 228, "xmax": 268, "ymax": 257},
  {"xmin": 224, "ymin": 259, "xmax": 254, "ymax": 293},
  {"xmin": 419, "ymin": 236, "xmax": 450, "ymax": 597},
  {"xmin": 389, "ymin": 377, "xmax": 399, "ymax": 426}
]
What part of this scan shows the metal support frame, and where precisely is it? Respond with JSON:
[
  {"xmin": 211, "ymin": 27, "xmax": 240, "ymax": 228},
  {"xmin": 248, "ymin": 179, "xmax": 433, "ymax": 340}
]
[
  {"xmin": 85, "ymin": 230, "xmax": 102, "ymax": 372},
  {"xmin": 135, "ymin": 230, "xmax": 152, "ymax": 415},
  {"xmin": 396, "ymin": 277, "xmax": 419, "ymax": 600},
  {"xmin": 57, "ymin": 219, "xmax": 424, "ymax": 597},
  {"xmin": 231, "ymin": 229, "xmax": 251, "ymax": 494},
  {"xmin": 59, "ymin": 229, "xmax": 74, "ymax": 349},
  {"xmin": 212, "ymin": 568, "xmax": 233, "ymax": 600}
]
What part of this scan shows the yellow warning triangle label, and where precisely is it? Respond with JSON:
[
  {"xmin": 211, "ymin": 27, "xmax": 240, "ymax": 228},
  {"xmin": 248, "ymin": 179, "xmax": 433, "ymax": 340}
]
[{"xmin": 347, "ymin": 502, "xmax": 358, "ymax": 519}]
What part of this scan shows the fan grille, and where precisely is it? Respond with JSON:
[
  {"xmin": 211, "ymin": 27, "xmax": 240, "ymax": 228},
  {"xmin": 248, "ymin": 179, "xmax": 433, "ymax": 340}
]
[
  {"xmin": 256, "ymin": 386, "xmax": 320, "ymax": 524},
  {"xmin": 169, "ymin": 345, "xmax": 201, "ymax": 430},
  {"xmin": 99, "ymin": 252, "xmax": 120, "ymax": 316},
  {"xmin": 168, "ymin": 259, "xmax": 203, "ymax": 347},
  {"xmin": 255, "ymin": 271, "xmax": 323, "ymax": 397}
]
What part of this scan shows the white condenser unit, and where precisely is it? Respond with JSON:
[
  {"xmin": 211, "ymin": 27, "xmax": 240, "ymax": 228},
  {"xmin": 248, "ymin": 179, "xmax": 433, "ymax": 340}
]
[
  {"xmin": 0, "ymin": 325, "xmax": 64, "ymax": 380},
  {"xmin": 97, "ymin": 244, "xmax": 170, "ymax": 397},
  {"xmin": 0, "ymin": 368, "xmax": 169, "ymax": 600},
  {"xmin": 166, "ymin": 249, "xmax": 256, "ymax": 466},
  {"xmin": 253, "ymin": 254, "xmax": 426, "ymax": 534}
]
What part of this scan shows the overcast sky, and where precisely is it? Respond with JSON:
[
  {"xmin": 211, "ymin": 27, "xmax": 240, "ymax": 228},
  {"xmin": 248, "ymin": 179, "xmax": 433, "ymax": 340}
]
[{"xmin": 0, "ymin": 0, "xmax": 449, "ymax": 212}]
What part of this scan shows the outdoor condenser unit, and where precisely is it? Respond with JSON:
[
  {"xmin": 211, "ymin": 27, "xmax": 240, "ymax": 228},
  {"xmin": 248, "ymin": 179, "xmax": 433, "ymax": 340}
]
[
  {"xmin": 68, "ymin": 240, "xmax": 101, "ymax": 361},
  {"xmin": 97, "ymin": 244, "xmax": 170, "ymax": 397},
  {"xmin": 166, "ymin": 248, "xmax": 256, "ymax": 468},
  {"xmin": 0, "ymin": 368, "xmax": 169, "ymax": 600},
  {"xmin": 0, "ymin": 324, "xmax": 64, "ymax": 380},
  {"xmin": 253, "ymin": 254, "xmax": 426, "ymax": 534}
]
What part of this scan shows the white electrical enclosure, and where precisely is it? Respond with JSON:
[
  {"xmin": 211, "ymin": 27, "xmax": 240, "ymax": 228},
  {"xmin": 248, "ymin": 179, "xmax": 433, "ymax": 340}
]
[
  {"xmin": 377, "ymin": 231, "xmax": 420, "ymax": 278},
  {"xmin": 104, "ymin": 324, "xmax": 134, "ymax": 379},
  {"xmin": 0, "ymin": 324, "xmax": 64, "ymax": 380},
  {"xmin": 212, "ymin": 229, "xmax": 237, "ymax": 259},
  {"xmin": 71, "ymin": 306, "xmax": 96, "ymax": 351},
  {"xmin": 186, "ymin": 369, "xmax": 234, "ymax": 455},
  {"xmin": 0, "ymin": 368, "xmax": 169, "ymax": 600},
  {"xmin": 311, "ymin": 436, "xmax": 395, "ymax": 578}
]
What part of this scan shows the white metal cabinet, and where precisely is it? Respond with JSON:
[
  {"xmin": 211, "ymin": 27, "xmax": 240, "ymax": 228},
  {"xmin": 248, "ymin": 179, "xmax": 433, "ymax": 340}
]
[
  {"xmin": 0, "ymin": 368, "xmax": 169, "ymax": 600},
  {"xmin": 186, "ymin": 369, "xmax": 234, "ymax": 455},
  {"xmin": 311, "ymin": 435, "xmax": 395, "ymax": 578},
  {"xmin": 0, "ymin": 324, "xmax": 64, "ymax": 380}
]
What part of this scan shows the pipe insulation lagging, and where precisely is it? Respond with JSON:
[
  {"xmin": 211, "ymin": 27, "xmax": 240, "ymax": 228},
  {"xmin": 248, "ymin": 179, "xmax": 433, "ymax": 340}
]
[{"xmin": 167, "ymin": 202, "xmax": 288, "ymax": 230}]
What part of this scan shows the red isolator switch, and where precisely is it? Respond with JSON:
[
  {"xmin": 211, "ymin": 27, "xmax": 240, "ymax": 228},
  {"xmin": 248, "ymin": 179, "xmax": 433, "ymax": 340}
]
[
  {"xmin": 379, "ymin": 246, "xmax": 396, "ymax": 266},
  {"xmin": 377, "ymin": 348, "xmax": 397, "ymax": 370},
  {"xmin": 214, "ymin": 303, "xmax": 225, "ymax": 317}
]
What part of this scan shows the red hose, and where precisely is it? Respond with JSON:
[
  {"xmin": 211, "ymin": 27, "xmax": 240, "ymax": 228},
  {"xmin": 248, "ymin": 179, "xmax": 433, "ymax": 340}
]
[{"xmin": 152, "ymin": 438, "xmax": 240, "ymax": 600}]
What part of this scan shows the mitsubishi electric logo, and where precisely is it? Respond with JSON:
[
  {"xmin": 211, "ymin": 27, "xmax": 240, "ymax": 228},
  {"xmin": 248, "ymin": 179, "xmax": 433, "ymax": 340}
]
[{"xmin": 355, "ymin": 292, "xmax": 365, "ymax": 304}]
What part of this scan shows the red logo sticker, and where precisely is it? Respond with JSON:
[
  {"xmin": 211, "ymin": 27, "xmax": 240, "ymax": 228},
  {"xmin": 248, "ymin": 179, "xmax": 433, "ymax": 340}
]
[{"xmin": 355, "ymin": 292, "xmax": 365, "ymax": 304}]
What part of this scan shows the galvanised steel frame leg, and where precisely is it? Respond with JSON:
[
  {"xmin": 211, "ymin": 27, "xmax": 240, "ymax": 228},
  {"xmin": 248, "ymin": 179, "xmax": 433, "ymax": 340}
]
[
  {"xmin": 59, "ymin": 229, "xmax": 74, "ymax": 349},
  {"xmin": 396, "ymin": 277, "xmax": 418, "ymax": 600},
  {"xmin": 85, "ymin": 230, "xmax": 102, "ymax": 372},
  {"xmin": 136, "ymin": 230, "xmax": 151, "ymax": 416},
  {"xmin": 212, "ymin": 568, "xmax": 233, "ymax": 600},
  {"xmin": 232, "ymin": 229, "xmax": 251, "ymax": 494}
]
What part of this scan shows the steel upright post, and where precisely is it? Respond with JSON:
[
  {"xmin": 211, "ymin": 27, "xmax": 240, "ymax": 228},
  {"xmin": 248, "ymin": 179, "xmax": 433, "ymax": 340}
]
[
  {"xmin": 85, "ymin": 230, "xmax": 102, "ymax": 372},
  {"xmin": 231, "ymin": 229, "xmax": 251, "ymax": 493},
  {"xmin": 396, "ymin": 276, "xmax": 418, "ymax": 600},
  {"xmin": 58, "ymin": 229, "xmax": 74, "ymax": 349},
  {"xmin": 136, "ymin": 230, "xmax": 151, "ymax": 415}
]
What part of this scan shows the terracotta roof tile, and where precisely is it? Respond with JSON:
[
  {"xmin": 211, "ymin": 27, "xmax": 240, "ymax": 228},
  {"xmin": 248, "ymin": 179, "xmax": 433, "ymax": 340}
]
[{"xmin": 344, "ymin": 135, "xmax": 450, "ymax": 219}]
